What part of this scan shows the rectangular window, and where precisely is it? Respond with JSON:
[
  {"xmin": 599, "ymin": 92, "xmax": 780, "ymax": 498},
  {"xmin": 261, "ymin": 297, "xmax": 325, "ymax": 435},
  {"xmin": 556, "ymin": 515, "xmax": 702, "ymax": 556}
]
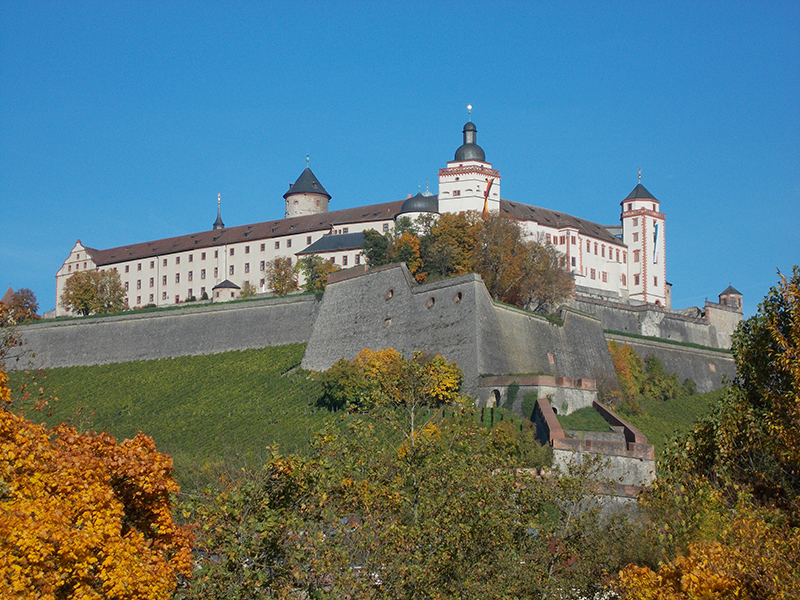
[
  {"xmin": 245, "ymin": 246, "xmax": 250, "ymax": 254},
  {"xmin": 150, "ymin": 261, "xmax": 155, "ymax": 269},
  {"xmin": 343, "ymin": 227, "xmax": 349, "ymax": 234},
  {"xmin": 136, "ymin": 296, "xmax": 141, "ymax": 305},
  {"xmin": 546, "ymin": 233, "xmax": 551, "ymax": 243},
  {"xmin": 245, "ymin": 263, "xmax": 250, "ymax": 273},
  {"xmin": 571, "ymin": 257, "xmax": 576, "ymax": 267},
  {"xmin": 260, "ymin": 243, "xmax": 266, "ymax": 251},
  {"xmin": 201, "ymin": 269, "xmax": 206, "ymax": 279},
  {"xmin": 342, "ymin": 255, "xmax": 348, "ymax": 266},
  {"xmin": 150, "ymin": 277, "xmax": 154, "ymax": 288},
  {"xmin": 188, "ymin": 271, "xmax": 193, "ymax": 281},
  {"xmin": 306, "ymin": 236, "xmax": 312, "ymax": 244},
  {"xmin": 201, "ymin": 252, "xmax": 206, "ymax": 260},
  {"xmin": 355, "ymin": 254, "xmax": 361, "ymax": 265},
  {"xmin": 137, "ymin": 280, "xmax": 141, "ymax": 289},
  {"xmin": 275, "ymin": 241, "xmax": 280, "ymax": 249},
  {"xmin": 176, "ymin": 256, "xmax": 180, "ymax": 265},
  {"xmin": 383, "ymin": 223, "xmax": 389, "ymax": 232},
  {"xmin": 634, "ymin": 250, "xmax": 640, "ymax": 263},
  {"xmin": 590, "ymin": 268, "xmax": 596, "ymax": 280},
  {"xmin": 559, "ymin": 236, "xmax": 565, "ymax": 245},
  {"xmin": 287, "ymin": 239, "xmax": 292, "ymax": 248},
  {"xmin": 633, "ymin": 218, "xmax": 638, "ymax": 226},
  {"xmin": 616, "ymin": 249, "xmax": 620, "ymax": 262},
  {"xmin": 623, "ymin": 251, "xmax": 627, "ymax": 264},
  {"xmin": 189, "ymin": 254, "xmax": 193, "ymax": 262},
  {"xmin": 622, "ymin": 274, "xmax": 627, "ymax": 286},
  {"xmin": 137, "ymin": 263, "xmax": 142, "ymax": 271},
  {"xmin": 260, "ymin": 260, "xmax": 265, "ymax": 271},
  {"xmin": 634, "ymin": 274, "xmax": 640, "ymax": 286},
  {"xmin": 214, "ymin": 267, "xmax": 218, "ymax": 277},
  {"xmin": 230, "ymin": 248, "xmax": 234, "ymax": 256},
  {"xmin": 654, "ymin": 276, "xmax": 658, "ymax": 286},
  {"xmin": 149, "ymin": 293, "xmax": 154, "ymax": 302},
  {"xmin": 162, "ymin": 275, "xmax": 167, "ymax": 285},
  {"xmin": 601, "ymin": 245, "xmax": 605, "ymax": 258},
  {"xmin": 452, "ymin": 189, "xmax": 461, "ymax": 197},
  {"xmin": 175, "ymin": 295, "xmax": 180, "ymax": 304},
  {"xmin": 125, "ymin": 282, "xmax": 129, "ymax": 291},
  {"xmin": 633, "ymin": 232, "xmax": 639, "ymax": 242},
  {"xmin": 229, "ymin": 265, "xmax": 234, "ymax": 275},
  {"xmin": 175, "ymin": 274, "xmax": 180, "ymax": 283},
  {"xmin": 162, "ymin": 291, "xmax": 168, "ymax": 300},
  {"xmin": 571, "ymin": 236, "xmax": 576, "ymax": 245},
  {"xmin": 163, "ymin": 258, "xmax": 168, "ymax": 267},
  {"xmin": 125, "ymin": 265, "xmax": 130, "ymax": 273},
  {"xmin": 201, "ymin": 287, "xmax": 206, "ymax": 296},
  {"xmin": 259, "ymin": 279, "xmax": 265, "ymax": 288},
  {"xmin": 214, "ymin": 250, "xmax": 219, "ymax": 259},
  {"xmin": 602, "ymin": 271, "xmax": 608, "ymax": 283}
]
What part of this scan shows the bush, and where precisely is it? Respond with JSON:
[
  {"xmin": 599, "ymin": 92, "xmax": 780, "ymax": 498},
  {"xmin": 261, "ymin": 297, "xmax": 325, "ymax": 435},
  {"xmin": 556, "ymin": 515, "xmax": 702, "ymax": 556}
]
[{"xmin": 520, "ymin": 390, "xmax": 538, "ymax": 421}]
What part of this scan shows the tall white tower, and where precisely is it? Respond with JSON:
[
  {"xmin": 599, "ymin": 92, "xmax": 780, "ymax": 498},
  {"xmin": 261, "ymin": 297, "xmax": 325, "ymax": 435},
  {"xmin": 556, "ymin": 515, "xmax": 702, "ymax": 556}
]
[
  {"xmin": 621, "ymin": 179, "xmax": 667, "ymax": 306},
  {"xmin": 438, "ymin": 111, "xmax": 501, "ymax": 215}
]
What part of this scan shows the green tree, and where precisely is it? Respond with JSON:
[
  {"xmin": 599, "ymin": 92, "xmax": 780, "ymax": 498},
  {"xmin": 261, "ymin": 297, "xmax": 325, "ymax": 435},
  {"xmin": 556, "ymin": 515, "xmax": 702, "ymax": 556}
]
[
  {"xmin": 239, "ymin": 280, "xmax": 257, "ymax": 299},
  {"xmin": 264, "ymin": 257, "xmax": 298, "ymax": 296},
  {"xmin": 361, "ymin": 228, "xmax": 392, "ymax": 267},
  {"xmin": 297, "ymin": 254, "xmax": 341, "ymax": 293},
  {"xmin": 60, "ymin": 270, "xmax": 126, "ymax": 316}
]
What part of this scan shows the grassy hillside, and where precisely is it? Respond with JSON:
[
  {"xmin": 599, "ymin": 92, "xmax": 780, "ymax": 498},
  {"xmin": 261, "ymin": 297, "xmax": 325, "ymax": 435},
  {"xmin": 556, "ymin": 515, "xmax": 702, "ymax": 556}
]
[{"xmin": 8, "ymin": 344, "xmax": 330, "ymax": 488}]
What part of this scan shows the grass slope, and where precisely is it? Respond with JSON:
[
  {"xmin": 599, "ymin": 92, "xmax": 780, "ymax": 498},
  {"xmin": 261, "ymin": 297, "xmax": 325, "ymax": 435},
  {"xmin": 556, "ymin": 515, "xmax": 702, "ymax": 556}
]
[{"xmin": 9, "ymin": 344, "xmax": 329, "ymax": 488}]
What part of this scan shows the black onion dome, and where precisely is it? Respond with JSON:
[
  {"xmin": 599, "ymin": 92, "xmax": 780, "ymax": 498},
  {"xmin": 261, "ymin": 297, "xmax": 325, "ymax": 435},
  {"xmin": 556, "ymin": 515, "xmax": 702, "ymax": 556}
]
[
  {"xmin": 400, "ymin": 192, "xmax": 439, "ymax": 215},
  {"xmin": 454, "ymin": 121, "xmax": 486, "ymax": 162},
  {"xmin": 283, "ymin": 167, "xmax": 331, "ymax": 199}
]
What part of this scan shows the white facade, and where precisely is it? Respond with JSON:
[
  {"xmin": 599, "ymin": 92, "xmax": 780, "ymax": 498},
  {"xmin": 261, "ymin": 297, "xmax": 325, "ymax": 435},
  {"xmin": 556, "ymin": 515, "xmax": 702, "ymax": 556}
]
[{"xmin": 55, "ymin": 119, "xmax": 668, "ymax": 316}]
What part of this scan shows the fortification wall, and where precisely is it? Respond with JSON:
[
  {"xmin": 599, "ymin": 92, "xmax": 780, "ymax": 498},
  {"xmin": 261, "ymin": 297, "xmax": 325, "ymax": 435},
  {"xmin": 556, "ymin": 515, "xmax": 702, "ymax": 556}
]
[
  {"xmin": 605, "ymin": 333, "xmax": 736, "ymax": 393},
  {"xmin": 15, "ymin": 295, "xmax": 320, "ymax": 370},
  {"xmin": 302, "ymin": 264, "xmax": 618, "ymax": 395},
  {"xmin": 570, "ymin": 296, "xmax": 737, "ymax": 349}
]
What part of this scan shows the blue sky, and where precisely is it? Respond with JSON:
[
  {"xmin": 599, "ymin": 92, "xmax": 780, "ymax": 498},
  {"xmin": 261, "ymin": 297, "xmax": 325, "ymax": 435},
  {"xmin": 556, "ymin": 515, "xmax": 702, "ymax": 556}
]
[{"xmin": 1, "ymin": 1, "xmax": 798, "ymax": 316}]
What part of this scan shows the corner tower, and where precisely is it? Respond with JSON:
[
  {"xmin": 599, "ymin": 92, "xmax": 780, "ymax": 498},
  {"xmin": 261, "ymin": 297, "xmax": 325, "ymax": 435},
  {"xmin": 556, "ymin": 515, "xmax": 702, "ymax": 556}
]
[
  {"xmin": 621, "ymin": 178, "xmax": 667, "ymax": 307},
  {"xmin": 438, "ymin": 111, "xmax": 501, "ymax": 215},
  {"xmin": 284, "ymin": 159, "xmax": 331, "ymax": 218}
]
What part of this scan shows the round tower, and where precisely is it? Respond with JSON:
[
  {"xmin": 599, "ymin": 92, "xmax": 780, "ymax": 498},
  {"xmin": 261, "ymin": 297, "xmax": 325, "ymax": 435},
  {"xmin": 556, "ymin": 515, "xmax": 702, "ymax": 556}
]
[{"xmin": 284, "ymin": 160, "xmax": 331, "ymax": 219}]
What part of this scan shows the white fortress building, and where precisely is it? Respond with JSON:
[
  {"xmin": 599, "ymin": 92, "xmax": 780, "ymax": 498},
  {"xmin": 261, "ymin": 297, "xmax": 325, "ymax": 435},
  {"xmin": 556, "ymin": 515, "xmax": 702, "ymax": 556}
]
[{"xmin": 56, "ymin": 117, "xmax": 670, "ymax": 316}]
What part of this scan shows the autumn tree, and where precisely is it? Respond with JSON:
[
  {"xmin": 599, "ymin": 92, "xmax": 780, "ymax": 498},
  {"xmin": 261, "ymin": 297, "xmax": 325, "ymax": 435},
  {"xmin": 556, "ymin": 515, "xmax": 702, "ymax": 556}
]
[
  {"xmin": 0, "ymin": 384, "xmax": 193, "ymax": 598},
  {"xmin": 239, "ymin": 280, "xmax": 257, "ymax": 299},
  {"xmin": 297, "ymin": 254, "xmax": 341, "ymax": 293},
  {"xmin": 419, "ymin": 211, "xmax": 479, "ymax": 279},
  {"xmin": 2, "ymin": 288, "xmax": 40, "ymax": 323},
  {"xmin": 60, "ymin": 270, "xmax": 126, "ymax": 316},
  {"xmin": 264, "ymin": 256, "xmax": 298, "ymax": 296}
]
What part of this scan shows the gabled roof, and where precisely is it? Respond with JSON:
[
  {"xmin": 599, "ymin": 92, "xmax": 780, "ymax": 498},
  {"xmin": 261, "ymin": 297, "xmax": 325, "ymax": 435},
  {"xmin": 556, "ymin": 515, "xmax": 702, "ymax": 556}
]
[
  {"xmin": 296, "ymin": 232, "xmax": 365, "ymax": 255},
  {"xmin": 500, "ymin": 200, "xmax": 623, "ymax": 245},
  {"xmin": 720, "ymin": 285, "xmax": 742, "ymax": 296},
  {"xmin": 623, "ymin": 183, "xmax": 657, "ymax": 202},
  {"xmin": 212, "ymin": 279, "xmax": 241, "ymax": 290},
  {"xmin": 86, "ymin": 200, "xmax": 405, "ymax": 266},
  {"xmin": 284, "ymin": 167, "xmax": 331, "ymax": 199}
]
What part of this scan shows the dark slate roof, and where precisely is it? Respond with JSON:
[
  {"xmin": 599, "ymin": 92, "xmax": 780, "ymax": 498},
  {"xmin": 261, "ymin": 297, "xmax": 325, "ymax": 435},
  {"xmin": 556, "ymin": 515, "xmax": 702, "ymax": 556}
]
[
  {"xmin": 213, "ymin": 207, "xmax": 225, "ymax": 230},
  {"xmin": 212, "ymin": 279, "xmax": 241, "ymax": 290},
  {"xmin": 623, "ymin": 183, "xmax": 657, "ymax": 202},
  {"xmin": 399, "ymin": 192, "xmax": 439, "ymax": 215},
  {"xmin": 283, "ymin": 167, "xmax": 331, "ymax": 199},
  {"xmin": 720, "ymin": 285, "xmax": 742, "ymax": 296},
  {"xmin": 500, "ymin": 200, "xmax": 624, "ymax": 246},
  {"xmin": 296, "ymin": 232, "xmax": 366, "ymax": 256},
  {"xmin": 85, "ymin": 200, "xmax": 404, "ymax": 266}
]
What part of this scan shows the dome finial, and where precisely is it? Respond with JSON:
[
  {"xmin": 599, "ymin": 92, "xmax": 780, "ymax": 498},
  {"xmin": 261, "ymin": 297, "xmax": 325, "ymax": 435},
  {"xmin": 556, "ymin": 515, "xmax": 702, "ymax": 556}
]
[
  {"xmin": 306, "ymin": 153, "xmax": 310, "ymax": 167},
  {"xmin": 213, "ymin": 193, "xmax": 225, "ymax": 230},
  {"xmin": 638, "ymin": 167, "xmax": 642, "ymax": 183},
  {"xmin": 467, "ymin": 103, "xmax": 472, "ymax": 122}
]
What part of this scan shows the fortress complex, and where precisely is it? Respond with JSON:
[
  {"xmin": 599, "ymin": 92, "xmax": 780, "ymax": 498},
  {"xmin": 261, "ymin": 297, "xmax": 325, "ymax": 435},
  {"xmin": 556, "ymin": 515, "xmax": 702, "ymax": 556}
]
[{"xmin": 54, "ymin": 116, "xmax": 740, "ymax": 342}]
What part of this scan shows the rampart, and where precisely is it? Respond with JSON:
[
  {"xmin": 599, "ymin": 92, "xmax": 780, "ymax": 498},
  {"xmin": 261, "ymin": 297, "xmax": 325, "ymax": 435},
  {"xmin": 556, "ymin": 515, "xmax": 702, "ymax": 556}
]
[
  {"xmin": 16, "ymin": 295, "xmax": 320, "ymax": 369},
  {"xmin": 605, "ymin": 332, "xmax": 735, "ymax": 393},
  {"xmin": 570, "ymin": 295, "xmax": 740, "ymax": 349}
]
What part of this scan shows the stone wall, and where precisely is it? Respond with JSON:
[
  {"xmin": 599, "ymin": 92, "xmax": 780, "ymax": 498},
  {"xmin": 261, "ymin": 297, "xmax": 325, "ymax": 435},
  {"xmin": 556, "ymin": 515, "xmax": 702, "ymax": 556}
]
[
  {"xmin": 605, "ymin": 333, "xmax": 736, "ymax": 393},
  {"xmin": 476, "ymin": 375, "xmax": 597, "ymax": 416},
  {"xmin": 15, "ymin": 295, "xmax": 320, "ymax": 369},
  {"xmin": 301, "ymin": 265, "xmax": 618, "ymax": 395},
  {"xmin": 570, "ymin": 296, "xmax": 741, "ymax": 349}
]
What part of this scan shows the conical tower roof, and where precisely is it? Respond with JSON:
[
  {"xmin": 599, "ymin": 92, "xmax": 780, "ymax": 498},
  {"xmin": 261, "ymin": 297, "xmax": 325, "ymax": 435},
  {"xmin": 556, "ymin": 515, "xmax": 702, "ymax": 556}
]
[
  {"xmin": 623, "ymin": 183, "xmax": 657, "ymax": 202},
  {"xmin": 283, "ymin": 167, "xmax": 331, "ymax": 200}
]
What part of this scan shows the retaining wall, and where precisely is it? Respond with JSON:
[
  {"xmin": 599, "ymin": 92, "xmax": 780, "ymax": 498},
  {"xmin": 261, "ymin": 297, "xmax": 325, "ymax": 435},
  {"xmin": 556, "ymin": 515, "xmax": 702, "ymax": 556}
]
[{"xmin": 15, "ymin": 295, "xmax": 320, "ymax": 369}]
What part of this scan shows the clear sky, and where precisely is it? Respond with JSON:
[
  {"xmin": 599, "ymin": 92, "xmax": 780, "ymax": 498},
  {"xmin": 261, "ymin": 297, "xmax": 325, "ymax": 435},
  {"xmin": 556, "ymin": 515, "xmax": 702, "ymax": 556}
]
[{"xmin": 1, "ymin": 1, "xmax": 798, "ymax": 316}]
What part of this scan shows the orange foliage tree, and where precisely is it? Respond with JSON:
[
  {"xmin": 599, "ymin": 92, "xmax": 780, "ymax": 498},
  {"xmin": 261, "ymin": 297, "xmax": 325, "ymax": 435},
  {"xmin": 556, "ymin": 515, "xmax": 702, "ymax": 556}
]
[{"xmin": 0, "ymin": 368, "xmax": 192, "ymax": 598}]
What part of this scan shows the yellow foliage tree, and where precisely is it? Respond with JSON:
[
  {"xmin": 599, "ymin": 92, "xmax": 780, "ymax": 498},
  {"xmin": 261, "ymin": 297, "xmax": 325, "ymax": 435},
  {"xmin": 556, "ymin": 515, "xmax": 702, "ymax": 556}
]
[{"xmin": 0, "ymin": 402, "xmax": 193, "ymax": 599}]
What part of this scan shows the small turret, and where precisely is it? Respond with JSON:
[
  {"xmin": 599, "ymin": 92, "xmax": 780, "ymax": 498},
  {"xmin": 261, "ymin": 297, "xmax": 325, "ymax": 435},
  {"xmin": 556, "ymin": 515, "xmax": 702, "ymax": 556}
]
[
  {"xmin": 284, "ymin": 156, "xmax": 331, "ymax": 219},
  {"xmin": 213, "ymin": 194, "xmax": 225, "ymax": 230}
]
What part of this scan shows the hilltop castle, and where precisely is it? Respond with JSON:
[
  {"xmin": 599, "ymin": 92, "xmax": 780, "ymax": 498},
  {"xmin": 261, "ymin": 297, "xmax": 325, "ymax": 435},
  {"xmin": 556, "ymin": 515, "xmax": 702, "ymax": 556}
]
[{"xmin": 55, "ymin": 117, "xmax": 681, "ymax": 316}]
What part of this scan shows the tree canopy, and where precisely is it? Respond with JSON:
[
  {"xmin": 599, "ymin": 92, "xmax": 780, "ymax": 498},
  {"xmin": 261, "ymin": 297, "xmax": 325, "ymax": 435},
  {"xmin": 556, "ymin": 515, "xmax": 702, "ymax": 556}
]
[
  {"xmin": 60, "ymin": 270, "xmax": 126, "ymax": 316},
  {"xmin": 264, "ymin": 257, "xmax": 299, "ymax": 296}
]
